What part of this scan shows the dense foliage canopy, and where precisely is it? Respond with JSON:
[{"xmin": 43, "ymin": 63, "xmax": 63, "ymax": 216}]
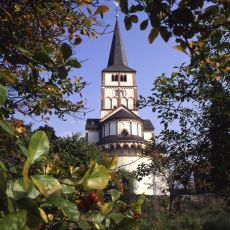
[{"xmin": 119, "ymin": 0, "xmax": 230, "ymax": 196}]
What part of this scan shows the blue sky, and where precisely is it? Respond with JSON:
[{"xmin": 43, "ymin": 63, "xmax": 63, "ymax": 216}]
[{"xmin": 22, "ymin": 2, "xmax": 189, "ymax": 137}]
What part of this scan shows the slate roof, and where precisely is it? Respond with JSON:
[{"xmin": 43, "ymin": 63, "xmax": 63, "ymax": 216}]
[
  {"xmin": 85, "ymin": 119, "xmax": 100, "ymax": 130},
  {"xmin": 102, "ymin": 19, "xmax": 135, "ymax": 73},
  {"xmin": 143, "ymin": 119, "xmax": 154, "ymax": 130},
  {"xmin": 102, "ymin": 107, "xmax": 142, "ymax": 123},
  {"xmin": 98, "ymin": 135, "xmax": 145, "ymax": 145}
]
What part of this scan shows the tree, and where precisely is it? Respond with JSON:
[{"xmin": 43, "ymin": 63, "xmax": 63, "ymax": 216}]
[
  {"xmin": 0, "ymin": 0, "xmax": 109, "ymax": 120},
  {"xmin": 52, "ymin": 134, "xmax": 102, "ymax": 167},
  {"xmin": 36, "ymin": 125, "xmax": 57, "ymax": 141},
  {"xmin": 119, "ymin": 0, "xmax": 230, "ymax": 195}
]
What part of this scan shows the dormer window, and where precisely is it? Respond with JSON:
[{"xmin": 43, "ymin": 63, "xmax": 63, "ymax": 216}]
[
  {"xmin": 112, "ymin": 74, "xmax": 118, "ymax": 81},
  {"xmin": 121, "ymin": 129, "xmax": 129, "ymax": 137}
]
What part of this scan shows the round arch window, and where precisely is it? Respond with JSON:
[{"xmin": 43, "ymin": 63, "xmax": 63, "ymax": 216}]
[{"xmin": 121, "ymin": 129, "xmax": 129, "ymax": 137}]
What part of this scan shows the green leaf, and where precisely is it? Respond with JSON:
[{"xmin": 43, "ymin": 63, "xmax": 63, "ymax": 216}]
[
  {"xmin": 124, "ymin": 16, "xmax": 132, "ymax": 30},
  {"xmin": 6, "ymin": 179, "xmax": 39, "ymax": 200},
  {"xmin": 16, "ymin": 140, "xmax": 28, "ymax": 157},
  {"xmin": 27, "ymin": 131, "xmax": 49, "ymax": 164},
  {"xmin": 0, "ymin": 211, "xmax": 29, "ymax": 230},
  {"xmin": 0, "ymin": 84, "xmax": 8, "ymax": 105},
  {"xmin": 81, "ymin": 162, "xmax": 110, "ymax": 191},
  {"xmin": 66, "ymin": 59, "xmax": 81, "ymax": 68},
  {"xmin": 74, "ymin": 37, "xmax": 82, "ymax": 46},
  {"xmin": 111, "ymin": 189, "xmax": 121, "ymax": 202},
  {"xmin": 78, "ymin": 220, "xmax": 90, "ymax": 230},
  {"xmin": 109, "ymin": 212, "xmax": 124, "ymax": 224},
  {"xmin": 101, "ymin": 202, "xmax": 113, "ymax": 216},
  {"xmin": 61, "ymin": 43, "xmax": 72, "ymax": 60},
  {"xmin": 31, "ymin": 175, "xmax": 61, "ymax": 197},
  {"xmin": 140, "ymin": 19, "xmax": 148, "ymax": 30},
  {"xmin": 33, "ymin": 50, "xmax": 52, "ymax": 64},
  {"xmin": 15, "ymin": 45, "xmax": 32, "ymax": 56},
  {"xmin": 61, "ymin": 179, "xmax": 75, "ymax": 194},
  {"xmin": 49, "ymin": 197, "xmax": 79, "ymax": 221},
  {"xmin": 0, "ymin": 69, "xmax": 16, "ymax": 84},
  {"xmin": 0, "ymin": 120, "xmax": 14, "ymax": 135},
  {"xmin": 118, "ymin": 217, "xmax": 139, "ymax": 229},
  {"xmin": 109, "ymin": 155, "xmax": 118, "ymax": 170},
  {"xmin": 159, "ymin": 26, "xmax": 171, "ymax": 42},
  {"xmin": 57, "ymin": 66, "xmax": 68, "ymax": 79},
  {"xmin": 148, "ymin": 28, "xmax": 159, "ymax": 44},
  {"xmin": 130, "ymin": 15, "xmax": 138, "ymax": 23},
  {"xmin": 120, "ymin": 0, "xmax": 128, "ymax": 14},
  {"xmin": 137, "ymin": 194, "xmax": 145, "ymax": 206},
  {"xmin": 17, "ymin": 198, "xmax": 42, "ymax": 229}
]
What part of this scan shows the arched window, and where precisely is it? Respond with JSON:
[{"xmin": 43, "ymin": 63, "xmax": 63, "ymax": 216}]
[
  {"xmin": 128, "ymin": 97, "xmax": 134, "ymax": 109},
  {"xmin": 105, "ymin": 97, "xmax": 112, "ymax": 109},
  {"xmin": 113, "ymin": 90, "xmax": 119, "ymax": 97},
  {"xmin": 112, "ymin": 74, "xmax": 118, "ymax": 82},
  {"xmin": 120, "ymin": 90, "xmax": 126, "ymax": 97},
  {"xmin": 121, "ymin": 129, "xmax": 129, "ymax": 137},
  {"xmin": 121, "ymin": 97, "xmax": 128, "ymax": 107},
  {"xmin": 120, "ymin": 74, "xmax": 124, "ymax": 82},
  {"xmin": 123, "ymin": 74, "xmax": 127, "ymax": 81},
  {"xmin": 112, "ymin": 97, "xmax": 118, "ymax": 108}
]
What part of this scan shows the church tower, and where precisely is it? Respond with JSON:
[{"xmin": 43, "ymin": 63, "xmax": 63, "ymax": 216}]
[
  {"xmin": 101, "ymin": 18, "xmax": 138, "ymax": 118},
  {"xmin": 85, "ymin": 17, "xmax": 167, "ymax": 196}
]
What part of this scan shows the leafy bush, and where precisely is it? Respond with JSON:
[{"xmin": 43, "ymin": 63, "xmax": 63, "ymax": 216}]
[{"xmin": 0, "ymin": 119, "xmax": 145, "ymax": 229}]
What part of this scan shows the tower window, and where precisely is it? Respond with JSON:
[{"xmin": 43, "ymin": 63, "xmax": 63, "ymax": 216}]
[
  {"xmin": 112, "ymin": 74, "xmax": 118, "ymax": 81},
  {"xmin": 120, "ymin": 74, "xmax": 127, "ymax": 82}
]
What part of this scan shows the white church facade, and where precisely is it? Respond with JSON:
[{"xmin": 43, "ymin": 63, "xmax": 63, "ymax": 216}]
[{"xmin": 85, "ymin": 18, "xmax": 167, "ymax": 195}]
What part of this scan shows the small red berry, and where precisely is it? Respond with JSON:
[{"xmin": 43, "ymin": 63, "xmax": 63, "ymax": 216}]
[
  {"xmin": 83, "ymin": 197, "xmax": 91, "ymax": 209},
  {"xmin": 133, "ymin": 211, "xmax": 141, "ymax": 220},
  {"xmin": 88, "ymin": 191, "xmax": 100, "ymax": 204},
  {"xmin": 78, "ymin": 201, "xmax": 86, "ymax": 212}
]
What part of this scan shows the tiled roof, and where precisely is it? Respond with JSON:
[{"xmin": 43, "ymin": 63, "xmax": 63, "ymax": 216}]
[
  {"xmin": 98, "ymin": 135, "xmax": 145, "ymax": 144},
  {"xmin": 102, "ymin": 108, "xmax": 142, "ymax": 122},
  {"xmin": 143, "ymin": 119, "xmax": 154, "ymax": 130}
]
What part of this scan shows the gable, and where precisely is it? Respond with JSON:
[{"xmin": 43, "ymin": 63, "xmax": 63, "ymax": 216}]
[{"xmin": 101, "ymin": 105, "xmax": 142, "ymax": 123}]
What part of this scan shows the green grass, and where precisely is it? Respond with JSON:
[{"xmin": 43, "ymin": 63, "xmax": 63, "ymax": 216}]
[{"xmin": 139, "ymin": 196, "xmax": 230, "ymax": 230}]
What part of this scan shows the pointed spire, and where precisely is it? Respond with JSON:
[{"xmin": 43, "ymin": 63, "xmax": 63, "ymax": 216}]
[
  {"xmin": 107, "ymin": 18, "xmax": 128, "ymax": 67},
  {"xmin": 103, "ymin": 18, "xmax": 135, "ymax": 72}
]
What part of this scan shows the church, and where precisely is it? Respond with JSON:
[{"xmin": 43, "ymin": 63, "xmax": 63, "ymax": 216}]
[{"xmin": 85, "ymin": 18, "xmax": 167, "ymax": 195}]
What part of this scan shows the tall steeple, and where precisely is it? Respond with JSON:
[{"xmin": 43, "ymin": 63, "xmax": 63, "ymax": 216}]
[
  {"xmin": 108, "ymin": 18, "xmax": 128, "ymax": 67},
  {"xmin": 103, "ymin": 18, "xmax": 135, "ymax": 72}
]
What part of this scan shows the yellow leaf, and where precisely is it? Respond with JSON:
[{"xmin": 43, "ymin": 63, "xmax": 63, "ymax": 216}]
[
  {"xmin": 215, "ymin": 75, "xmax": 221, "ymax": 81},
  {"xmin": 23, "ymin": 160, "xmax": 30, "ymax": 191},
  {"xmin": 48, "ymin": 214, "xmax": 54, "ymax": 221},
  {"xmin": 172, "ymin": 45, "xmax": 187, "ymax": 54},
  {"xmin": 39, "ymin": 208, "xmax": 48, "ymax": 223},
  {"xmin": 84, "ymin": 18, "xmax": 92, "ymax": 27},
  {"xmin": 94, "ymin": 4, "xmax": 109, "ymax": 15},
  {"xmin": 225, "ymin": 66, "xmax": 230, "ymax": 71},
  {"xmin": 109, "ymin": 156, "xmax": 118, "ymax": 170},
  {"xmin": 101, "ymin": 202, "xmax": 113, "ymax": 216},
  {"xmin": 0, "ymin": 69, "xmax": 16, "ymax": 84}
]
